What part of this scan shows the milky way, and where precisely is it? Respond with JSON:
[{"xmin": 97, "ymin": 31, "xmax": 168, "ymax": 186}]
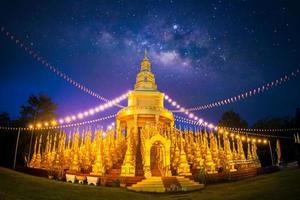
[{"xmin": 0, "ymin": 0, "xmax": 300, "ymax": 125}]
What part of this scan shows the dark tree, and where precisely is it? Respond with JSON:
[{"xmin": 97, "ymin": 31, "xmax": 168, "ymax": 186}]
[
  {"xmin": 18, "ymin": 94, "xmax": 57, "ymax": 125},
  {"xmin": 218, "ymin": 110, "xmax": 248, "ymax": 128},
  {"xmin": 0, "ymin": 94, "xmax": 58, "ymax": 168},
  {"xmin": 252, "ymin": 117, "xmax": 291, "ymax": 129},
  {"xmin": 294, "ymin": 108, "xmax": 300, "ymax": 127},
  {"xmin": 0, "ymin": 112, "xmax": 11, "ymax": 126},
  {"xmin": 252, "ymin": 115, "xmax": 296, "ymax": 166}
]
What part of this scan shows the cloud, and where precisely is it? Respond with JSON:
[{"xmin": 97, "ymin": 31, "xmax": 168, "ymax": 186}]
[
  {"xmin": 94, "ymin": 31, "xmax": 118, "ymax": 48},
  {"xmin": 151, "ymin": 50, "xmax": 192, "ymax": 69},
  {"xmin": 154, "ymin": 51, "xmax": 178, "ymax": 65}
]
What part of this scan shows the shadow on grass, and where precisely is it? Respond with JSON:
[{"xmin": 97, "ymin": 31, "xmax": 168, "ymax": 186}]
[{"xmin": 0, "ymin": 167, "xmax": 300, "ymax": 200}]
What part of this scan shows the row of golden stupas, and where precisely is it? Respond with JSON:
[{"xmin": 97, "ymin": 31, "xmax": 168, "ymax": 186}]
[{"xmin": 28, "ymin": 53, "xmax": 261, "ymax": 177}]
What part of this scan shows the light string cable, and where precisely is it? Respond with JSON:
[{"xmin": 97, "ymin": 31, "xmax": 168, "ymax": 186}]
[
  {"xmin": 28, "ymin": 91, "xmax": 129, "ymax": 127},
  {"xmin": 0, "ymin": 26, "xmax": 124, "ymax": 108},
  {"xmin": 168, "ymin": 94, "xmax": 300, "ymax": 134},
  {"xmin": 174, "ymin": 115, "xmax": 293, "ymax": 140},
  {"xmin": 229, "ymin": 129, "xmax": 293, "ymax": 140},
  {"xmin": 171, "ymin": 68, "xmax": 300, "ymax": 112},
  {"xmin": 164, "ymin": 94, "xmax": 217, "ymax": 129},
  {"xmin": 0, "ymin": 114, "xmax": 116, "ymax": 131},
  {"xmin": 219, "ymin": 126, "xmax": 300, "ymax": 133}
]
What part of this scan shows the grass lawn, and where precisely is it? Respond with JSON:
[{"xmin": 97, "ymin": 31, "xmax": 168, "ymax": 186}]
[{"xmin": 0, "ymin": 167, "xmax": 300, "ymax": 200}]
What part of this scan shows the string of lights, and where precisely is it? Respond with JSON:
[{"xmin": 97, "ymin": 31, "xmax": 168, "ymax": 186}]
[
  {"xmin": 0, "ymin": 26, "xmax": 124, "ymax": 107},
  {"xmin": 174, "ymin": 115, "xmax": 269, "ymax": 144},
  {"xmin": 170, "ymin": 68, "xmax": 300, "ymax": 112},
  {"xmin": 227, "ymin": 129, "xmax": 293, "ymax": 140},
  {"xmin": 0, "ymin": 114, "xmax": 116, "ymax": 131},
  {"xmin": 175, "ymin": 116, "xmax": 293, "ymax": 143},
  {"xmin": 28, "ymin": 91, "xmax": 129, "ymax": 128},
  {"xmin": 219, "ymin": 126, "xmax": 300, "ymax": 133},
  {"xmin": 165, "ymin": 93, "xmax": 299, "ymax": 135},
  {"xmin": 174, "ymin": 115, "xmax": 201, "ymax": 127},
  {"xmin": 175, "ymin": 114, "xmax": 293, "ymax": 140},
  {"xmin": 165, "ymin": 94, "xmax": 217, "ymax": 129}
]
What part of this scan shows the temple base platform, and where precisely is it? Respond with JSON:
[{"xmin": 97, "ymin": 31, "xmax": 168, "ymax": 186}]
[
  {"xmin": 18, "ymin": 166, "xmax": 279, "ymax": 193},
  {"xmin": 127, "ymin": 176, "xmax": 204, "ymax": 193}
]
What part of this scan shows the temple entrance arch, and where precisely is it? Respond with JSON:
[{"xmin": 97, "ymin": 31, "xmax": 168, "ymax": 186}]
[
  {"xmin": 150, "ymin": 142, "xmax": 164, "ymax": 176},
  {"xmin": 144, "ymin": 133, "xmax": 171, "ymax": 177}
]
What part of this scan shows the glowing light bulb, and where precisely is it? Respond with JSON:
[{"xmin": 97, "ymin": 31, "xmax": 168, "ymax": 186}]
[
  {"xmin": 65, "ymin": 117, "xmax": 71, "ymax": 123},
  {"xmin": 252, "ymin": 139, "xmax": 256, "ymax": 143},
  {"xmin": 208, "ymin": 123, "xmax": 214, "ymax": 129},
  {"xmin": 71, "ymin": 115, "xmax": 76, "ymax": 120},
  {"xmin": 241, "ymin": 136, "xmax": 246, "ymax": 141},
  {"xmin": 165, "ymin": 95, "xmax": 169, "ymax": 100},
  {"xmin": 176, "ymin": 105, "xmax": 180, "ymax": 109},
  {"xmin": 44, "ymin": 122, "xmax": 49, "ymax": 126},
  {"xmin": 51, "ymin": 120, "xmax": 57, "ymax": 126},
  {"xmin": 230, "ymin": 133, "xmax": 234, "ymax": 137},
  {"xmin": 171, "ymin": 101, "xmax": 176, "ymax": 106},
  {"xmin": 84, "ymin": 112, "xmax": 89, "ymax": 116},
  {"xmin": 29, "ymin": 124, "xmax": 33, "ymax": 129},
  {"xmin": 258, "ymin": 139, "xmax": 262, "ymax": 143},
  {"xmin": 37, "ymin": 123, "xmax": 42, "ymax": 128},
  {"xmin": 99, "ymin": 106, "xmax": 104, "ymax": 111},
  {"xmin": 89, "ymin": 109, "xmax": 95, "ymax": 115},
  {"xmin": 194, "ymin": 116, "xmax": 198, "ymax": 121},
  {"xmin": 204, "ymin": 122, "xmax": 208, "ymax": 126},
  {"xmin": 263, "ymin": 139, "xmax": 267, "ymax": 144},
  {"xmin": 180, "ymin": 107, "xmax": 185, "ymax": 112},
  {"xmin": 198, "ymin": 119, "xmax": 203, "ymax": 124},
  {"xmin": 219, "ymin": 129, "xmax": 224, "ymax": 133},
  {"xmin": 188, "ymin": 113, "xmax": 194, "ymax": 118},
  {"xmin": 59, "ymin": 119, "xmax": 64, "ymax": 124}
]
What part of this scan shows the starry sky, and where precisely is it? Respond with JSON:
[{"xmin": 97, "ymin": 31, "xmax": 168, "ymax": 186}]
[{"xmin": 0, "ymin": 0, "xmax": 300, "ymax": 126}]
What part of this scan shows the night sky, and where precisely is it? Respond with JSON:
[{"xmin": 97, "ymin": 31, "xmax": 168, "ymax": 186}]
[{"xmin": 0, "ymin": 0, "xmax": 300, "ymax": 126}]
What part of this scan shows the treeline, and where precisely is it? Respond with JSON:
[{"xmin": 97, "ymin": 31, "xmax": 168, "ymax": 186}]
[{"xmin": 218, "ymin": 109, "xmax": 300, "ymax": 166}]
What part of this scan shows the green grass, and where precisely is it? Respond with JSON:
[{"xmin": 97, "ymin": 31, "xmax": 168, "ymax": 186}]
[{"xmin": 0, "ymin": 167, "xmax": 300, "ymax": 200}]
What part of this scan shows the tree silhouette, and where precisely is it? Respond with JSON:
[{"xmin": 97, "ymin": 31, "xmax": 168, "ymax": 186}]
[
  {"xmin": 18, "ymin": 94, "xmax": 57, "ymax": 125},
  {"xmin": 0, "ymin": 112, "xmax": 11, "ymax": 126},
  {"xmin": 218, "ymin": 110, "xmax": 248, "ymax": 128}
]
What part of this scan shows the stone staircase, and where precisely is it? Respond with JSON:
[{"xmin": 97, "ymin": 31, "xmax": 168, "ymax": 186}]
[
  {"xmin": 128, "ymin": 176, "xmax": 204, "ymax": 193},
  {"xmin": 128, "ymin": 177, "xmax": 165, "ymax": 192},
  {"xmin": 175, "ymin": 176, "xmax": 204, "ymax": 192}
]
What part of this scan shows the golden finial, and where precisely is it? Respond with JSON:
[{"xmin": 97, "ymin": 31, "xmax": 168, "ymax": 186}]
[{"xmin": 144, "ymin": 49, "xmax": 148, "ymax": 60}]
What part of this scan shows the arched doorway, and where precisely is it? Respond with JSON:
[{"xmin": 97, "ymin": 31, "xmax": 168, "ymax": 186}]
[
  {"xmin": 150, "ymin": 142, "xmax": 164, "ymax": 176},
  {"xmin": 144, "ymin": 133, "xmax": 171, "ymax": 177}
]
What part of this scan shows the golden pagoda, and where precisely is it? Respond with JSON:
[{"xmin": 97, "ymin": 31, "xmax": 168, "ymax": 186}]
[
  {"xmin": 27, "ymin": 52, "xmax": 262, "ymax": 192},
  {"xmin": 117, "ymin": 50, "xmax": 174, "ymax": 177}
]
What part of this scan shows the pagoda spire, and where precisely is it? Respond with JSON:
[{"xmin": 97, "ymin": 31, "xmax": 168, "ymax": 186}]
[
  {"xmin": 134, "ymin": 51, "xmax": 157, "ymax": 91},
  {"xmin": 144, "ymin": 49, "xmax": 148, "ymax": 59}
]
